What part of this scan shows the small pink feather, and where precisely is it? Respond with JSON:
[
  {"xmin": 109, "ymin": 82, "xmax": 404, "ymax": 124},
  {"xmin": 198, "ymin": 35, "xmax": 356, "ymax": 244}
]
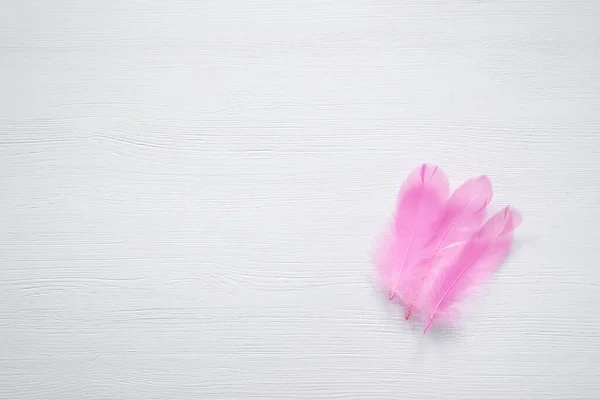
[
  {"xmin": 375, "ymin": 164, "xmax": 449, "ymax": 306},
  {"xmin": 419, "ymin": 206, "xmax": 522, "ymax": 333},
  {"xmin": 403, "ymin": 175, "xmax": 493, "ymax": 319}
]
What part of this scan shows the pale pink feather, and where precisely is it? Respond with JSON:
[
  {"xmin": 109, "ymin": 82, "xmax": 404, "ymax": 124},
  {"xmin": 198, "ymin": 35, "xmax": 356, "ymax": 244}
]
[
  {"xmin": 376, "ymin": 164, "xmax": 449, "ymax": 305},
  {"xmin": 420, "ymin": 206, "xmax": 522, "ymax": 333},
  {"xmin": 403, "ymin": 176, "xmax": 493, "ymax": 319}
]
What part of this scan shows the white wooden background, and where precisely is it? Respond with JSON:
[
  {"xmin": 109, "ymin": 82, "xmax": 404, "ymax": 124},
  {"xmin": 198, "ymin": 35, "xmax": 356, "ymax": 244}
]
[{"xmin": 2, "ymin": 1, "xmax": 599, "ymax": 399}]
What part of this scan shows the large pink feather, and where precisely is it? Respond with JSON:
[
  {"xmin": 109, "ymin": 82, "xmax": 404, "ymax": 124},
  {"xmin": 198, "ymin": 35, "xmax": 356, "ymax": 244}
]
[
  {"xmin": 403, "ymin": 175, "xmax": 493, "ymax": 318},
  {"xmin": 376, "ymin": 164, "xmax": 449, "ymax": 305},
  {"xmin": 420, "ymin": 206, "xmax": 522, "ymax": 333}
]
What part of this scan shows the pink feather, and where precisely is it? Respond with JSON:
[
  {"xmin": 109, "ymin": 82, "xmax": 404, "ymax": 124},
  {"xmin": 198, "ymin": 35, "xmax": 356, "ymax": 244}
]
[
  {"xmin": 375, "ymin": 164, "xmax": 449, "ymax": 306},
  {"xmin": 419, "ymin": 206, "xmax": 522, "ymax": 333},
  {"xmin": 403, "ymin": 175, "xmax": 493, "ymax": 319}
]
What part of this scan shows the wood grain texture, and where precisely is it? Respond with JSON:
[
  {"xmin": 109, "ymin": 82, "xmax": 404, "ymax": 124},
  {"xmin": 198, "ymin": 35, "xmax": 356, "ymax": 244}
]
[{"xmin": 2, "ymin": 1, "xmax": 600, "ymax": 399}]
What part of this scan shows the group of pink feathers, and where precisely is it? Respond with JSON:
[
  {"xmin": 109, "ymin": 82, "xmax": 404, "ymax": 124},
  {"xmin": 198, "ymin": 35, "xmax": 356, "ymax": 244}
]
[{"xmin": 375, "ymin": 164, "xmax": 521, "ymax": 333}]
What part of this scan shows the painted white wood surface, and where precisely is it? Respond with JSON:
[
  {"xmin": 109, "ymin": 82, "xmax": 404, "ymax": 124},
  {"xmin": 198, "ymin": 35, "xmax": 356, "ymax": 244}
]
[{"xmin": 2, "ymin": 1, "xmax": 600, "ymax": 399}]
